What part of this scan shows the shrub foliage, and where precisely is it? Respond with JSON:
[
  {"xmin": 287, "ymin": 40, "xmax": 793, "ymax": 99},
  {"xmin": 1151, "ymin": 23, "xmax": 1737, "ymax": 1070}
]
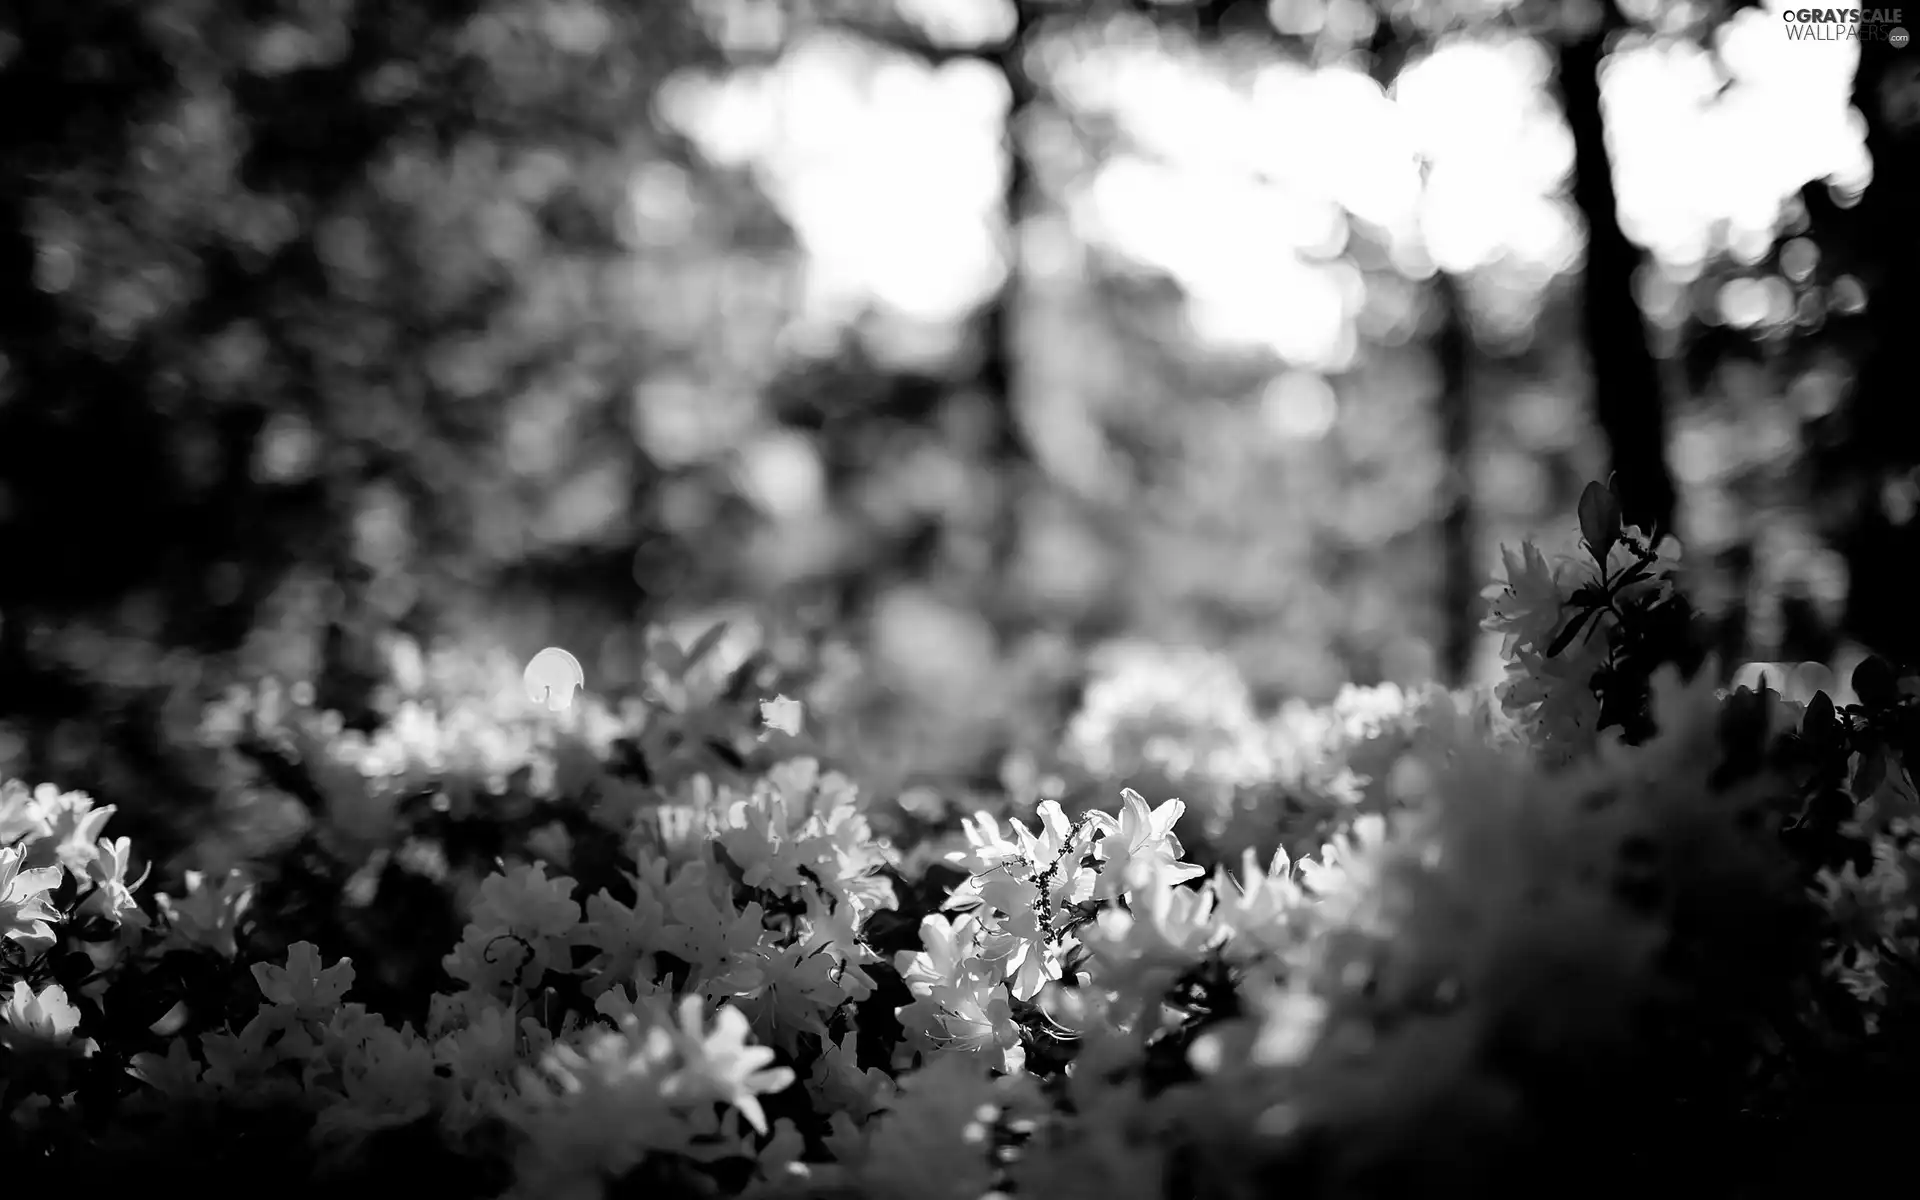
[{"xmin": 4, "ymin": 481, "xmax": 1918, "ymax": 1198}]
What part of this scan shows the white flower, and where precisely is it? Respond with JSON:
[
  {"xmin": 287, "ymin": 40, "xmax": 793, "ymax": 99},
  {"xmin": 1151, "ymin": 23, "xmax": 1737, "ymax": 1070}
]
[
  {"xmin": 155, "ymin": 868, "xmax": 254, "ymax": 958},
  {"xmin": 21, "ymin": 788, "xmax": 115, "ymax": 874},
  {"xmin": 129, "ymin": 1037, "xmax": 205, "ymax": 1097},
  {"xmin": 578, "ymin": 882, "xmax": 671, "ymax": 997},
  {"xmin": 252, "ymin": 941, "xmax": 356, "ymax": 1015},
  {"xmin": 1077, "ymin": 865, "xmax": 1218, "ymax": 1034},
  {"xmin": 1090, "ymin": 789, "xmax": 1204, "ymax": 900},
  {"xmin": 0, "ymin": 844, "xmax": 61, "ymax": 950},
  {"xmin": 0, "ymin": 779, "xmax": 52, "ymax": 845},
  {"xmin": 0, "ymin": 981, "xmax": 91, "ymax": 1057},
  {"xmin": 444, "ymin": 863, "xmax": 581, "ymax": 995},
  {"xmin": 1482, "ymin": 540, "xmax": 1565, "ymax": 656},
  {"xmin": 760, "ymin": 694, "xmax": 804, "ymax": 739},
  {"xmin": 79, "ymin": 835, "xmax": 151, "ymax": 929},
  {"xmin": 662, "ymin": 996, "xmax": 796, "ymax": 1135}
]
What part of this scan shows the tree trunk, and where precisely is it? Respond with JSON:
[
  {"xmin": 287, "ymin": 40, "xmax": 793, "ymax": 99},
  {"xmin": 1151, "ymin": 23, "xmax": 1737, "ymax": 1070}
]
[
  {"xmin": 1362, "ymin": 17, "xmax": 1473, "ymax": 683},
  {"xmin": 812, "ymin": 10, "xmax": 1040, "ymax": 625},
  {"xmin": 979, "ymin": 0, "xmax": 1040, "ymax": 601},
  {"xmin": 1559, "ymin": 6, "xmax": 1677, "ymax": 539},
  {"xmin": 1832, "ymin": 35, "xmax": 1920, "ymax": 664},
  {"xmin": 1434, "ymin": 270, "xmax": 1477, "ymax": 684}
]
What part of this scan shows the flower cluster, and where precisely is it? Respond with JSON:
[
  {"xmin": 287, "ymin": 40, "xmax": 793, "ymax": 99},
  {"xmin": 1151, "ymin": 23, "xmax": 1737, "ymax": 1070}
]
[
  {"xmin": 7, "ymin": 481, "xmax": 1920, "ymax": 1200},
  {"xmin": 1482, "ymin": 481, "xmax": 1689, "ymax": 762}
]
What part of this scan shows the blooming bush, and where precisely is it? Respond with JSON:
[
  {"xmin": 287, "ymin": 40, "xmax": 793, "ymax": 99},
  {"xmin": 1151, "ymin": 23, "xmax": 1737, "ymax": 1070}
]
[{"xmin": 5, "ymin": 481, "xmax": 1919, "ymax": 1198}]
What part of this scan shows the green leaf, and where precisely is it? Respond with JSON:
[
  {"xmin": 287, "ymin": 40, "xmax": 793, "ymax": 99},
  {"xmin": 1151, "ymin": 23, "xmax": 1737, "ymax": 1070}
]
[
  {"xmin": 1609, "ymin": 563, "xmax": 1655, "ymax": 592},
  {"xmin": 1546, "ymin": 607, "xmax": 1595, "ymax": 658},
  {"xmin": 1577, "ymin": 480, "xmax": 1622, "ymax": 565},
  {"xmin": 1803, "ymin": 690, "xmax": 1839, "ymax": 741},
  {"xmin": 681, "ymin": 620, "xmax": 732, "ymax": 675},
  {"xmin": 1854, "ymin": 655, "xmax": 1899, "ymax": 709},
  {"xmin": 1853, "ymin": 745, "xmax": 1888, "ymax": 799}
]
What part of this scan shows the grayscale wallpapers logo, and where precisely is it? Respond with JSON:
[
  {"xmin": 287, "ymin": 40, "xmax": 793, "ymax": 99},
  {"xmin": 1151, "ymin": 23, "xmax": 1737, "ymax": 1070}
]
[{"xmin": 1782, "ymin": 6, "xmax": 1910, "ymax": 41}]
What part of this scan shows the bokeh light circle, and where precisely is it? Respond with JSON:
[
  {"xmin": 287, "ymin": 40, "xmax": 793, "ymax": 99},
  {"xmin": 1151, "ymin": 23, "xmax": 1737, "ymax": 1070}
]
[{"xmin": 524, "ymin": 646, "xmax": 586, "ymax": 712}]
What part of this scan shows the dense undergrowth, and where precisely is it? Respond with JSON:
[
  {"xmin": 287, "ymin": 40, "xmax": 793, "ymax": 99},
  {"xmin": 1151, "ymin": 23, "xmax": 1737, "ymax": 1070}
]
[{"xmin": 5, "ymin": 481, "xmax": 1920, "ymax": 1199}]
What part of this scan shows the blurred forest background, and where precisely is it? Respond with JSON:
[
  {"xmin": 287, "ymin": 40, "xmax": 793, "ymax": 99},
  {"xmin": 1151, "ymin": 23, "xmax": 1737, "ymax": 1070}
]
[{"xmin": 2, "ymin": 0, "xmax": 1918, "ymax": 863}]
